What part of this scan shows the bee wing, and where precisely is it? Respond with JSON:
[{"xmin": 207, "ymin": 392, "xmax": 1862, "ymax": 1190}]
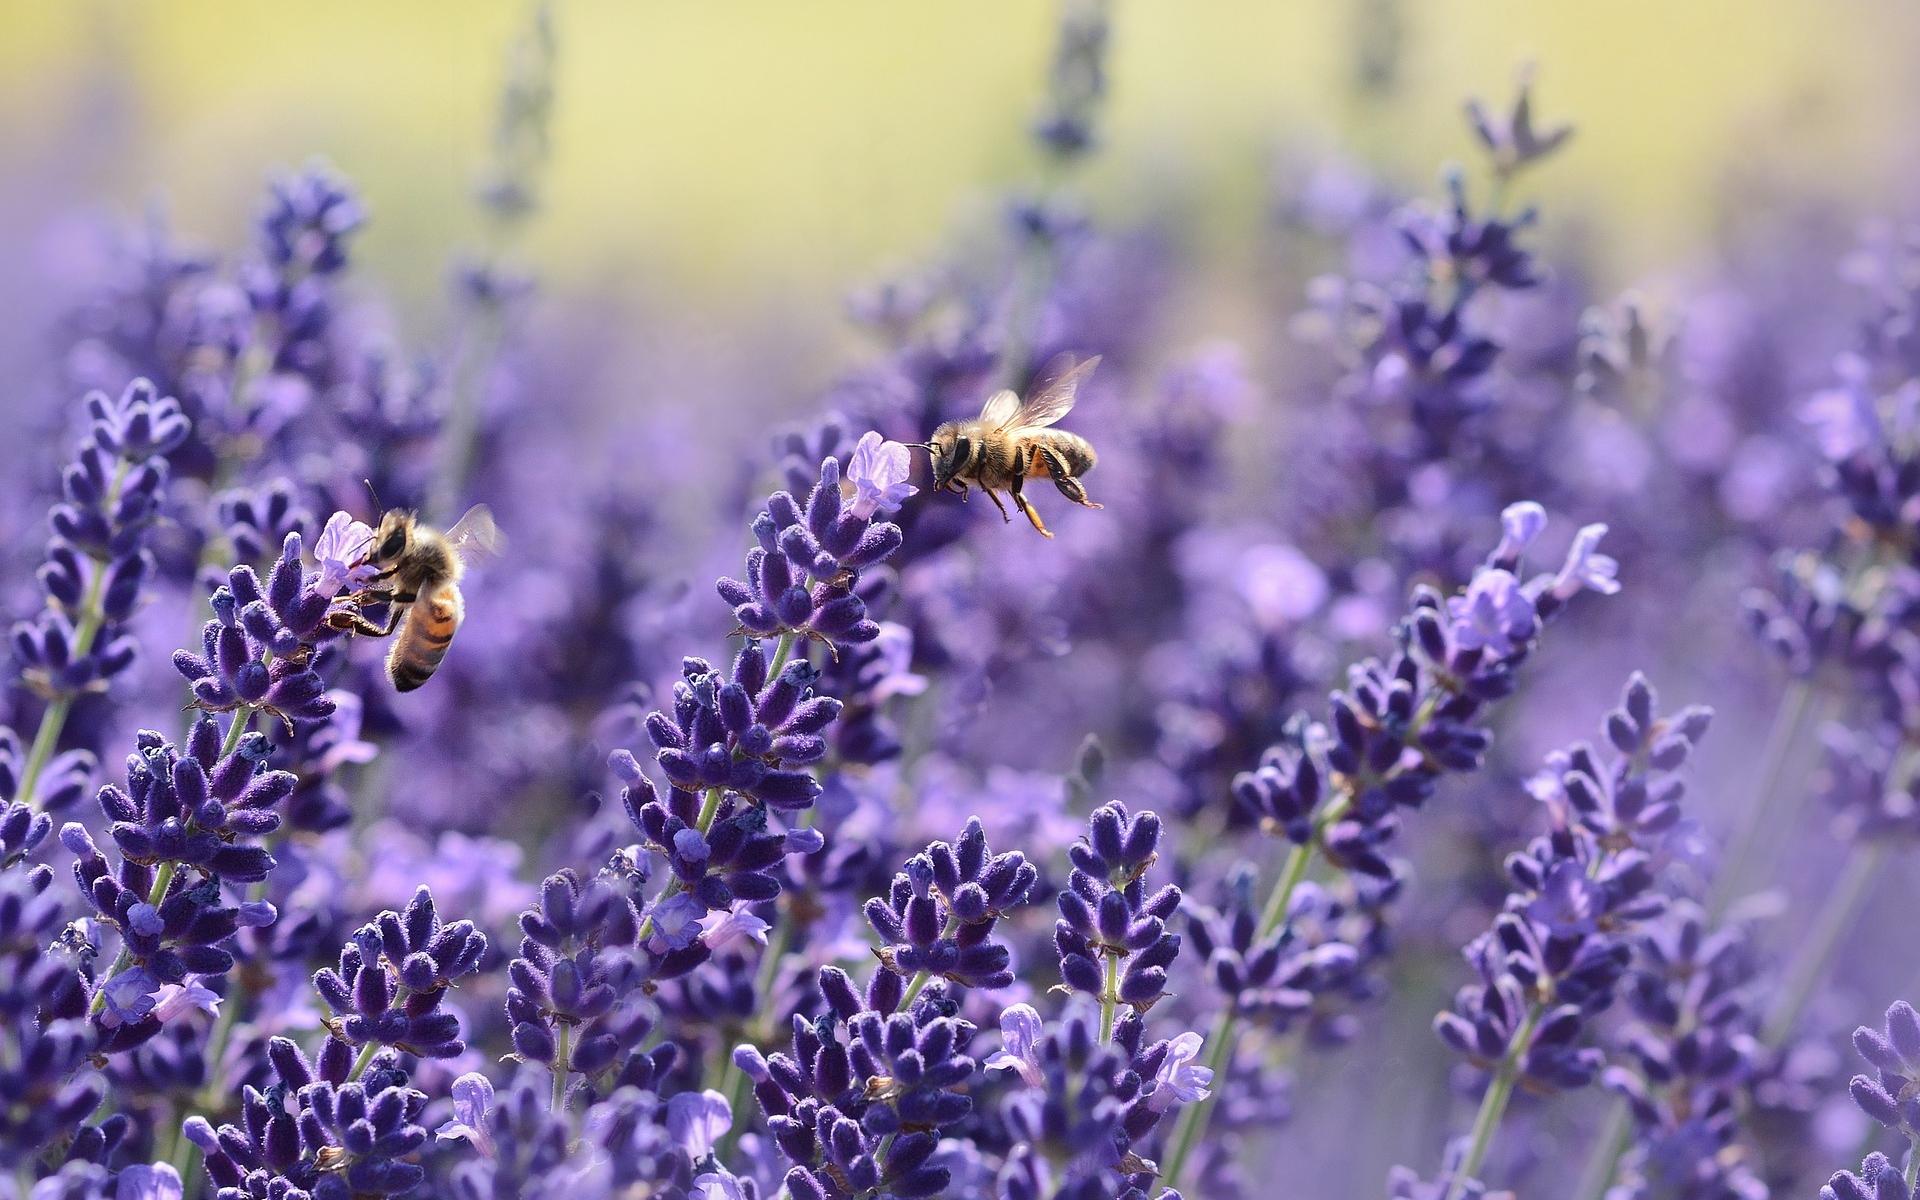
[
  {"xmin": 444, "ymin": 504, "xmax": 506, "ymax": 566},
  {"xmin": 1010, "ymin": 353, "xmax": 1101, "ymax": 430},
  {"xmin": 978, "ymin": 388, "xmax": 1022, "ymax": 430}
]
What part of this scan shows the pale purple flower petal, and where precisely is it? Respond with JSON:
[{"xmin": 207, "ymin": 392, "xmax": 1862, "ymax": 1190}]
[
  {"xmin": 435, "ymin": 1072, "xmax": 496, "ymax": 1158},
  {"xmin": 845, "ymin": 430, "xmax": 917, "ymax": 519},
  {"xmin": 645, "ymin": 893, "xmax": 707, "ymax": 955},
  {"xmin": 115, "ymin": 1163, "xmax": 184, "ymax": 1200},
  {"xmin": 1149, "ymin": 1031, "xmax": 1214, "ymax": 1111},
  {"xmin": 984, "ymin": 1003, "xmax": 1046, "ymax": 1088},
  {"xmin": 698, "ymin": 902, "xmax": 771, "ymax": 956},
  {"xmin": 150, "ymin": 977, "xmax": 221, "ymax": 1024},
  {"xmin": 667, "ymin": 1089, "xmax": 732, "ymax": 1161},
  {"xmin": 312, "ymin": 510, "xmax": 378, "ymax": 598},
  {"xmin": 1550, "ymin": 523, "xmax": 1620, "ymax": 600}
]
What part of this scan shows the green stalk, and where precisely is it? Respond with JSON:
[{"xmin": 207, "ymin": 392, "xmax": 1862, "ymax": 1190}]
[
  {"xmin": 1097, "ymin": 952, "xmax": 1120, "ymax": 1043},
  {"xmin": 1707, "ymin": 680, "xmax": 1814, "ymax": 919},
  {"xmin": 1763, "ymin": 839, "xmax": 1888, "ymax": 1046},
  {"xmin": 1161, "ymin": 839, "xmax": 1315, "ymax": 1189},
  {"xmin": 428, "ymin": 303, "xmax": 506, "ymax": 524},
  {"xmin": 1569, "ymin": 1097, "xmax": 1632, "ymax": 1200},
  {"xmin": 220, "ymin": 709, "xmax": 252, "ymax": 756},
  {"xmin": 765, "ymin": 632, "xmax": 797, "ymax": 678},
  {"xmin": 1443, "ymin": 1003, "xmax": 1544, "ymax": 1200},
  {"xmin": 552, "ymin": 1024, "xmax": 572, "ymax": 1110}
]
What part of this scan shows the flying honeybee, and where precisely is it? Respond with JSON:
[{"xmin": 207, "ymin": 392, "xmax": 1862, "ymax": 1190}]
[
  {"xmin": 335, "ymin": 505, "xmax": 504, "ymax": 692},
  {"xmin": 920, "ymin": 354, "xmax": 1103, "ymax": 538}
]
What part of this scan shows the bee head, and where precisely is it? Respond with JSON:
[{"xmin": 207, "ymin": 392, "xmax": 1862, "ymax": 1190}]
[
  {"xmin": 370, "ymin": 509, "xmax": 416, "ymax": 564},
  {"xmin": 921, "ymin": 424, "xmax": 962, "ymax": 489}
]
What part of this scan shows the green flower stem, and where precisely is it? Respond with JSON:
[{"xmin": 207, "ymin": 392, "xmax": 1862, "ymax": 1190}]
[
  {"xmin": 220, "ymin": 708, "xmax": 253, "ymax": 757},
  {"xmin": 1097, "ymin": 952, "xmax": 1121, "ymax": 1043},
  {"xmin": 764, "ymin": 632, "xmax": 797, "ymax": 679},
  {"xmin": 553, "ymin": 1024, "xmax": 573, "ymax": 1110},
  {"xmin": 1569, "ymin": 1096, "xmax": 1633, "ymax": 1200},
  {"xmin": 1443, "ymin": 1002, "xmax": 1545, "ymax": 1200},
  {"xmin": 1763, "ymin": 839, "xmax": 1889, "ymax": 1047},
  {"xmin": 429, "ymin": 302, "xmax": 507, "ymax": 525},
  {"xmin": 1707, "ymin": 679, "xmax": 1814, "ymax": 919},
  {"xmin": 1161, "ymin": 837, "xmax": 1317, "ymax": 1189}
]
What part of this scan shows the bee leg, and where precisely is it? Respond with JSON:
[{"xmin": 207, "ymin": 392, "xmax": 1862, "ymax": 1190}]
[
  {"xmin": 981, "ymin": 487, "xmax": 1012, "ymax": 524},
  {"xmin": 329, "ymin": 611, "xmax": 399, "ymax": 637},
  {"xmin": 1008, "ymin": 473, "xmax": 1054, "ymax": 538},
  {"xmin": 1041, "ymin": 447, "xmax": 1103, "ymax": 509},
  {"xmin": 327, "ymin": 595, "xmax": 415, "ymax": 638},
  {"xmin": 946, "ymin": 479, "xmax": 969, "ymax": 501}
]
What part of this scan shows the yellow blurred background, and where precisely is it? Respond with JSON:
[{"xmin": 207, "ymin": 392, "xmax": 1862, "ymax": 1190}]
[{"xmin": 1, "ymin": 0, "xmax": 1914, "ymax": 325}]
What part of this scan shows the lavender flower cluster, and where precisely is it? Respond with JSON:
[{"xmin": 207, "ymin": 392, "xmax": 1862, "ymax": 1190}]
[{"xmin": 3, "ymin": 4, "xmax": 1919, "ymax": 1199}]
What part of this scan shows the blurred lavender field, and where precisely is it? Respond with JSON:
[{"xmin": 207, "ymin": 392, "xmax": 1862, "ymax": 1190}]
[{"xmin": 4, "ymin": 3, "xmax": 1920, "ymax": 1199}]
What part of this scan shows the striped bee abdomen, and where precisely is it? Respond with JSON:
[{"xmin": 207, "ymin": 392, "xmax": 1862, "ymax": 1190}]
[
  {"xmin": 1025, "ymin": 430, "xmax": 1097, "ymax": 477},
  {"xmin": 387, "ymin": 587, "xmax": 464, "ymax": 693}
]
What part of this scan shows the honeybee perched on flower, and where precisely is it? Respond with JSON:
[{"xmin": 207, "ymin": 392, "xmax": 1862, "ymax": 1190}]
[
  {"xmin": 324, "ymin": 505, "xmax": 504, "ymax": 692},
  {"xmin": 918, "ymin": 354, "xmax": 1104, "ymax": 539}
]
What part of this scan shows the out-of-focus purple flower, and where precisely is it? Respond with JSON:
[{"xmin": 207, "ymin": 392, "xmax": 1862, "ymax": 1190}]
[
  {"xmin": 1236, "ymin": 544, "xmax": 1328, "ymax": 627},
  {"xmin": 1464, "ymin": 64, "xmax": 1574, "ymax": 180},
  {"xmin": 843, "ymin": 430, "xmax": 917, "ymax": 519},
  {"xmin": 1491, "ymin": 500, "xmax": 1547, "ymax": 565},
  {"xmin": 1446, "ymin": 569, "xmax": 1536, "ymax": 657},
  {"xmin": 1548, "ymin": 523, "xmax": 1621, "ymax": 600},
  {"xmin": 258, "ymin": 161, "xmax": 366, "ymax": 277},
  {"xmin": 1800, "ymin": 374, "xmax": 1883, "ymax": 462}
]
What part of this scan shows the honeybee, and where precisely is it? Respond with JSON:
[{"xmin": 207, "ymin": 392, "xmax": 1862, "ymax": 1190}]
[
  {"xmin": 920, "ymin": 354, "xmax": 1103, "ymax": 538},
  {"xmin": 335, "ymin": 505, "xmax": 504, "ymax": 692}
]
